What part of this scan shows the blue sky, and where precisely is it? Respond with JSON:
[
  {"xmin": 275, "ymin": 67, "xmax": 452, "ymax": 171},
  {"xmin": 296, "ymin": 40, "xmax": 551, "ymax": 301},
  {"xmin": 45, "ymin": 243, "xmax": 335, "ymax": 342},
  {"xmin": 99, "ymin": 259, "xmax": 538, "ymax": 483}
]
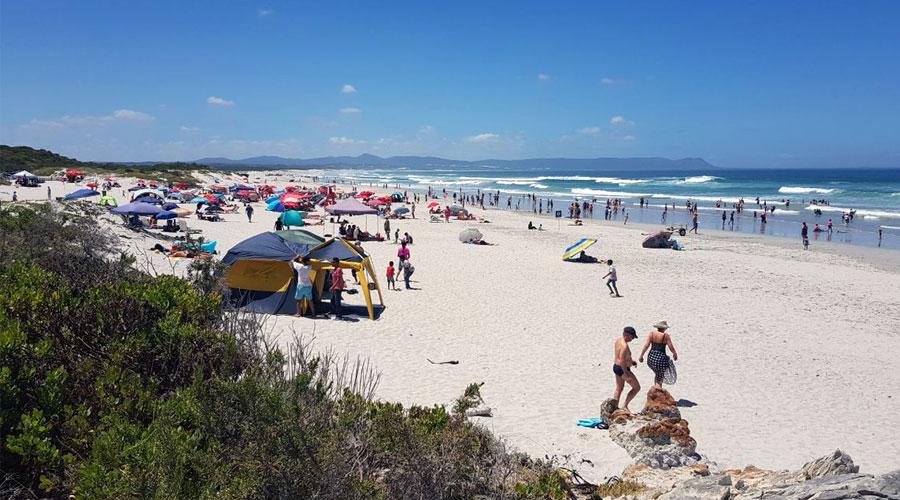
[{"xmin": 1, "ymin": 1, "xmax": 898, "ymax": 167}]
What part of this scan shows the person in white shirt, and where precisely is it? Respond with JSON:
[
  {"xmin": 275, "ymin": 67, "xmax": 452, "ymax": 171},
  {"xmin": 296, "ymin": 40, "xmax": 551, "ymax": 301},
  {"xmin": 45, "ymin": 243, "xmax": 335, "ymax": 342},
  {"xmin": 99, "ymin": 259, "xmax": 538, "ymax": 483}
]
[
  {"xmin": 292, "ymin": 255, "xmax": 315, "ymax": 317},
  {"xmin": 602, "ymin": 259, "xmax": 620, "ymax": 297}
]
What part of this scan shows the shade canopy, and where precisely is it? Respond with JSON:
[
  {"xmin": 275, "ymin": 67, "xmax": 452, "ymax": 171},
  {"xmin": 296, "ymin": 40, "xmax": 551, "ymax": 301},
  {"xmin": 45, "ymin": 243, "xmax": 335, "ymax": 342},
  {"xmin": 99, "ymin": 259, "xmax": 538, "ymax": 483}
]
[
  {"xmin": 156, "ymin": 210, "xmax": 178, "ymax": 220},
  {"xmin": 110, "ymin": 202, "xmax": 164, "ymax": 216},
  {"xmin": 162, "ymin": 202, "xmax": 179, "ymax": 210},
  {"xmin": 63, "ymin": 188, "xmax": 100, "ymax": 200},
  {"xmin": 562, "ymin": 238, "xmax": 597, "ymax": 260},
  {"xmin": 280, "ymin": 210, "xmax": 304, "ymax": 226},
  {"xmin": 222, "ymin": 230, "xmax": 325, "ymax": 265},
  {"xmin": 132, "ymin": 188, "xmax": 165, "ymax": 199},
  {"xmin": 12, "ymin": 170, "xmax": 36, "ymax": 178},
  {"xmin": 325, "ymin": 197, "xmax": 379, "ymax": 216}
]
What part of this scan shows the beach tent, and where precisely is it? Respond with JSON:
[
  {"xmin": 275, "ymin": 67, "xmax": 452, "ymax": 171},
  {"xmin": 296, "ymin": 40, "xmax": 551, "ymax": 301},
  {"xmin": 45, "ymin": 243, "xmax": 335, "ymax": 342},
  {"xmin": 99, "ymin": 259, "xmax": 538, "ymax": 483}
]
[
  {"xmin": 132, "ymin": 188, "xmax": 164, "ymax": 200},
  {"xmin": 326, "ymin": 197, "xmax": 379, "ymax": 216},
  {"xmin": 280, "ymin": 210, "xmax": 304, "ymax": 226},
  {"xmin": 12, "ymin": 170, "xmax": 36, "ymax": 178},
  {"xmin": 111, "ymin": 202, "xmax": 163, "ymax": 216},
  {"xmin": 133, "ymin": 195, "xmax": 163, "ymax": 205},
  {"xmin": 98, "ymin": 195, "xmax": 118, "ymax": 207},
  {"xmin": 63, "ymin": 188, "xmax": 100, "ymax": 201},
  {"xmin": 391, "ymin": 192, "xmax": 404, "ymax": 202},
  {"xmin": 393, "ymin": 206, "xmax": 410, "ymax": 215},
  {"xmin": 642, "ymin": 231, "xmax": 674, "ymax": 249},
  {"xmin": 304, "ymin": 238, "xmax": 384, "ymax": 320},
  {"xmin": 562, "ymin": 238, "xmax": 597, "ymax": 260},
  {"xmin": 162, "ymin": 202, "xmax": 179, "ymax": 210},
  {"xmin": 459, "ymin": 228, "xmax": 483, "ymax": 243},
  {"xmin": 222, "ymin": 230, "xmax": 326, "ymax": 314},
  {"xmin": 267, "ymin": 200, "xmax": 285, "ymax": 212},
  {"xmin": 448, "ymin": 205, "xmax": 467, "ymax": 216}
]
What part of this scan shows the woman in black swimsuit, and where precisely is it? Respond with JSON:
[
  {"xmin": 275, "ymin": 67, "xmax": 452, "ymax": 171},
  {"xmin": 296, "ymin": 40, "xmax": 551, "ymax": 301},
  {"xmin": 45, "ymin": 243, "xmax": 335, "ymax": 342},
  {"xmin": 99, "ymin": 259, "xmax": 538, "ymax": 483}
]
[{"xmin": 638, "ymin": 321, "xmax": 679, "ymax": 387}]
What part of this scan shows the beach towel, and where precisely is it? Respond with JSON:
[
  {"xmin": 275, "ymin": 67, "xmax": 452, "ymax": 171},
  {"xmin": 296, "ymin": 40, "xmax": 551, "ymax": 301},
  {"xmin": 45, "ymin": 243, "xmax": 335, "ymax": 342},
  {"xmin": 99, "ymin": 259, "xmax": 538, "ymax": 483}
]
[{"xmin": 576, "ymin": 418, "xmax": 608, "ymax": 429}]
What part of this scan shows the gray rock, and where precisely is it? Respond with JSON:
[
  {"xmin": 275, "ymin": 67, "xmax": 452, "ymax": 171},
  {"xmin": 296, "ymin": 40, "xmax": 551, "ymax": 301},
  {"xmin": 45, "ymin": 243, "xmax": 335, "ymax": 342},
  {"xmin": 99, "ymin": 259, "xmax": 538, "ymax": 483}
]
[
  {"xmin": 799, "ymin": 450, "xmax": 860, "ymax": 480},
  {"xmin": 659, "ymin": 475, "xmax": 731, "ymax": 499}
]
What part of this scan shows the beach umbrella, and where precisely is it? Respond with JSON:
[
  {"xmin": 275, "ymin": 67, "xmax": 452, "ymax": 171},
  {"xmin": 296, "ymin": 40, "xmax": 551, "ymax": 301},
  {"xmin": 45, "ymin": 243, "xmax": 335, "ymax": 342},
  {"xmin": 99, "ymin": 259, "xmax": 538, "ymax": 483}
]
[
  {"xmin": 266, "ymin": 194, "xmax": 281, "ymax": 203},
  {"xmin": 364, "ymin": 200, "xmax": 382, "ymax": 207},
  {"xmin": 355, "ymin": 191, "xmax": 374, "ymax": 199},
  {"xmin": 427, "ymin": 201, "xmax": 440, "ymax": 208},
  {"xmin": 133, "ymin": 195, "xmax": 163, "ymax": 205},
  {"xmin": 156, "ymin": 210, "xmax": 178, "ymax": 220},
  {"xmin": 448, "ymin": 204, "xmax": 467, "ymax": 216},
  {"xmin": 641, "ymin": 231, "xmax": 674, "ymax": 249},
  {"xmin": 86, "ymin": 182, "xmax": 98, "ymax": 189},
  {"xmin": 393, "ymin": 206, "xmax": 410, "ymax": 215},
  {"xmin": 459, "ymin": 228, "xmax": 483, "ymax": 243},
  {"xmin": 63, "ymin": 188, "xmax": 100, "ymax": 201},
  {"xmin": 267, "ymin": 200, "xmax": 285, "ymax": 212},
  {"xmin": 562, "ymin": 238, "xmax": 597, "ymax": 260},
  {"xmin": 280, "ymin": 210, "xmax": 304, "ymax": 226},
  {"xmin": 326, "ymin": 197, "xmax": 379, "ymax": 216},
  {"xmin": 190, "ymin": 196, "xmax": 209, "ymax": 204},
  {"xmin": 132, "ymin": 188, "xmax": 165, "ymax": 199},
  {"xmin": 162, "ymin": 202, "xmax": 179, "ymax": 210},
  {"xmin": 111, "ymin": 202, "xmax": 163, "ymax": 216}
]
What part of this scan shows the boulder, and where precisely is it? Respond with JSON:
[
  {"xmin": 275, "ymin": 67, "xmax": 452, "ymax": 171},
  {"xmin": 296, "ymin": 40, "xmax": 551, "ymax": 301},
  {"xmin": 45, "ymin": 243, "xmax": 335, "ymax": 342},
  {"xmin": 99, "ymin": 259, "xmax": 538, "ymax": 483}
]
[
  {"xmin": 798, "ymin": 449, "xmax": 859, "ymax": 479},
  {"xmin": 607, "ymin": 387, "xmax": 700, "ymax": 469}
]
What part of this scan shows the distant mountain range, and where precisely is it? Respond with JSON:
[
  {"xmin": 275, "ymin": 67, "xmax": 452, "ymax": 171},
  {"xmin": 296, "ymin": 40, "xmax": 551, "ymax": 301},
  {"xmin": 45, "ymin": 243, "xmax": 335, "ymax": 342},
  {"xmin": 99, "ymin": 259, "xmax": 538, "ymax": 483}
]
[{"xmin": 194, "ymin": 154, "xmax": 718, "ymax": 171}]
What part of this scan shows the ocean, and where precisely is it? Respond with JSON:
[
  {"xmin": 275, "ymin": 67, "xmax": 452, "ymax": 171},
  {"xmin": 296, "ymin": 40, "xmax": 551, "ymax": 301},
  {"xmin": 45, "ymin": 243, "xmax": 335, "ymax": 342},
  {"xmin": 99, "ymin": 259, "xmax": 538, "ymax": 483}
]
[{"xmin": 328, "ymin": 166, "xmax": 900, "ymax": 250}]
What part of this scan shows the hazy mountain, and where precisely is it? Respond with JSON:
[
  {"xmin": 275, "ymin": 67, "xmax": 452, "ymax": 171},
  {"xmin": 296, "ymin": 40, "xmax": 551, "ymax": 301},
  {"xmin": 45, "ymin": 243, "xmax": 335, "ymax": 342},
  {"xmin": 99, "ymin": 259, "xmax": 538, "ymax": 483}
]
[{"xmin": 194, "ymin": 154, "xmax": 717, "ymax": 171}]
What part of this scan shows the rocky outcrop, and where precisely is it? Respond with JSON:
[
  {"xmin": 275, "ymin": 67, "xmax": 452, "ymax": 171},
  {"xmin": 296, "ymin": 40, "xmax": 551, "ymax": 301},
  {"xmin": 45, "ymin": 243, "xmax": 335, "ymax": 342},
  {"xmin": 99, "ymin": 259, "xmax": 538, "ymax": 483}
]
[
  {"xmin": 599, "ymin": 389, "xmax": 899, "ymax": 499},
  {"xmin": 616, "ymin": 447, "xmax": 899, "ymax": 499},
  {"xmin": 604, "ymin": 387, "xmax": 700, "ymax": 469}
]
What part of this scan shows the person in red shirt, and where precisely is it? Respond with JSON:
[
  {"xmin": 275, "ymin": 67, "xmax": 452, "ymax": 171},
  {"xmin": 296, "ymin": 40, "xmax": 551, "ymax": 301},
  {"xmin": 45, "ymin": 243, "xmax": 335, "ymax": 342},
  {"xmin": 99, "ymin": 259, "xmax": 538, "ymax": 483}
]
[
  {"xmin": 386, "ymin": 261, "xmax": 396, "ymax": 290},
  {"xmin": 329, "ymin": 257, "xmax": 345, "ymax": 320}
]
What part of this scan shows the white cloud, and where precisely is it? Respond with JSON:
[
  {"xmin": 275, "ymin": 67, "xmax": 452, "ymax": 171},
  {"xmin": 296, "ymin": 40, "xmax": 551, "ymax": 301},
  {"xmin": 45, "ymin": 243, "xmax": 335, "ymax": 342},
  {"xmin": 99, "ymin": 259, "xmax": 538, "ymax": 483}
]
[
  {"xmin": 537, "ymin": 73, "xmax": 551, "ymax": 81},
  {"xmin": 21, "ymin": 109, "xmax": 155, "ymax": 130},
  {"xmin": 577, "ymin": 126, "xmax": 602, "ymax": 136},
  {"xmin": 258, "ymin": 9, "xmax": 273, "ymax": 17},
  {"xmin": 601, "ymin": 77, "xmax": 627, "ymax": 86},
  {"xmin": 112, "ymin": 109, "xmax": 155, "ymax": 121},
  {"xmin": 464, "ymin": 132, "xmax": 500, "ymax": 144},
  {"xmin": 610, "ymin": 115, "xmax": 634, "ymax": 126},
  {"xmin": 207, "ymin": 96, "xmax": 235, "ymax": 106},
  {"xmin": 341, "ymin": 84, "xmax": 357, "ymax": 94},
  {"xmin": 180, "ymin": 126, "xmax": 201, "ymax": 132},
  {"xmin": 338, "ymin": 107, "xmax": 361, "ymax": 114},
  {"xmin": 329, "ymin": 136, "xmax": 366, "ymax": 145}
]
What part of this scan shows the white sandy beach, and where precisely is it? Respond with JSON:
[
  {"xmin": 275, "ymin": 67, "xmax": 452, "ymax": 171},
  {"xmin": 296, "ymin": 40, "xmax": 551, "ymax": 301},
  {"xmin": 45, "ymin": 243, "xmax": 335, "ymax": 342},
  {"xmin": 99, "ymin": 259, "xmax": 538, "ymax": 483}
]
[{"xmin": 6, "ymin": 177, "xmax": 900, "ymax": 482}]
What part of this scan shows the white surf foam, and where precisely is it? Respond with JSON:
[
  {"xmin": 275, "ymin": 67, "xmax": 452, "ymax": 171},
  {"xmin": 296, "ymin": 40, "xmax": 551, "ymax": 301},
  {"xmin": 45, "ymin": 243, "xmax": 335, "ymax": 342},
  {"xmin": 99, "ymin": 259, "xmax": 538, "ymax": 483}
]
[
  {"xmin": 778, "ymin": 186, "xmax": 836, "ymax": 195},
  {"xmin": 803, "ymin": 205, "xmax": 900, "ymax": 219},
  {"xmin": 677, "ymin": 175, "xmax": 721, "ymax": 184}
]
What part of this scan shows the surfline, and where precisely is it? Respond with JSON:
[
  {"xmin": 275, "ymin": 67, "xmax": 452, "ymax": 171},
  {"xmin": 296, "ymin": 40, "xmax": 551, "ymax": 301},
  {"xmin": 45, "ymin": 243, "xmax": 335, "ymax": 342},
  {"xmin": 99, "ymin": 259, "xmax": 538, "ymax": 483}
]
[{"xmin": 778, "ymin": 186, "xmax": 836, "ymax": 195}]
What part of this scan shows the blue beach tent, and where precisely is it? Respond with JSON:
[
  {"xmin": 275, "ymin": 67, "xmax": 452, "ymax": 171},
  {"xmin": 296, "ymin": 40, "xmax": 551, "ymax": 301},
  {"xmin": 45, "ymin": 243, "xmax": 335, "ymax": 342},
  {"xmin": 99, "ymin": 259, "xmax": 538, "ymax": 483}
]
[{"xmin": 63, "ymin": 188, "xmax": 100, "ymax": 201}]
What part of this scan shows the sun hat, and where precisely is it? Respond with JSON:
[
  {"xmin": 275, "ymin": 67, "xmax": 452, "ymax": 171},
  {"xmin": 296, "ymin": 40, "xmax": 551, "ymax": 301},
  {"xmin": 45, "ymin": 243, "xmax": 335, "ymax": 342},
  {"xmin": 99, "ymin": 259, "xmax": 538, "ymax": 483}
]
[
  {"xmin": 653, "ymin": 321, "xmax": 670, "ymax": 330},
  {"xmin": 623, "ymin": 326, "xmax": 637, "ymax": 338}
]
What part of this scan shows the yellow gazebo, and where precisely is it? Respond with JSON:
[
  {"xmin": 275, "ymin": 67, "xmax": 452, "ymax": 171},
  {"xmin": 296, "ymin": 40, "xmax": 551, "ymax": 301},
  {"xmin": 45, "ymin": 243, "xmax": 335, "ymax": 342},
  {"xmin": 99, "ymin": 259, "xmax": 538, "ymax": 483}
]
[{"xmin": 306, "ymin": 238, "xmax": 384, "ymax": 320}]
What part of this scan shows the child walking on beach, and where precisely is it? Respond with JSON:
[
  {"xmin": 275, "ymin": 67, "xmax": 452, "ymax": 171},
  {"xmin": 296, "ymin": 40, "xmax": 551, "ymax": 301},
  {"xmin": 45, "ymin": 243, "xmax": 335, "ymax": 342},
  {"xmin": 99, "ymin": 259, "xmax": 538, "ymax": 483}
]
[
  {"xmin": 386, "ymin": 261, "xmax": 396, "ymax": 290},
  {"xmin": 603, "ymin": 259, "xmax": 621, "ymax": 297}
]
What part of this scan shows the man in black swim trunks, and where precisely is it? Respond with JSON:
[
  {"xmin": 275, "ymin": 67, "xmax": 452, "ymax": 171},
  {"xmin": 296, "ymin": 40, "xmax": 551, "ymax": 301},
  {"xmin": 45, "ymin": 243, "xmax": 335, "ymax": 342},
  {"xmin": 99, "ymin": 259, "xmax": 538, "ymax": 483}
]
[{"xmin": 613, "ymin": 326, "xmax": 641, "ymax": 412}]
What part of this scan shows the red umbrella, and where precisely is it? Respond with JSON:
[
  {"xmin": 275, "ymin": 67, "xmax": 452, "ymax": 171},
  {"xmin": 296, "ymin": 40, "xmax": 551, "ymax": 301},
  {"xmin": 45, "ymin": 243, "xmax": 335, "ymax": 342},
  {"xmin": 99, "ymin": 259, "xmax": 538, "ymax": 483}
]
[
  {"xmin": 427, "ymin": 201, "xmax": 440, "ymax": 208},
  {"xmin": 86, "ymin": 182, "xmax": 98, "ymax": 188},
  {"xmin": 365, "ymin": 200, "xmax": 382, "ymax": 207},
  {"xmin": 203, "ymin": 194, "xmax": 217, "ymax": 202},
  {"xmin": 355, "ymin": 191, "xmax": 374, "ymax": 198}
]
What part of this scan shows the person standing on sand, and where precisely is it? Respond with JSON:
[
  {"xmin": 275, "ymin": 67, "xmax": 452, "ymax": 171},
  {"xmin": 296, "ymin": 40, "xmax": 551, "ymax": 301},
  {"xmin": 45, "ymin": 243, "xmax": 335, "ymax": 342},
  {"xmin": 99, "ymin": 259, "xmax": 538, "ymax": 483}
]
[
  {"xmin": 245, "ymin": 204, "xmax": 254, "ymax": 223},
  {"xmin": 384, "ymin": 218, "xmax": 390, "ymax": 237},
  {"xmin": 292, "ymin": 256, "xmax": 315, "ymax": 317},
  {"xmin": 386, "ymin": 261, "xmax": 396, "ymax": 290},
  {"xmin": 613, "ymin": 327, "xmax": 641, "ymax": 412},
  {"xmin": 47, "ymin": 185, "xmax": 51, "ymax": 199},
  {"xmin": 602, "ymin": 259, "xmax": 621, "ymax": 297},
  {"xmin": 638, "ymin": 321, "xmax": 678, "ymax": 388},
  {"xmin": 329, "ymin": 257, "xmax": 345, "ymax": 320},
  {"xmin": 411, "ymin": 203, "xmax": 416, "ymax": 219},
  {"xmin": 690, "ymin": 213, "xmax": 699, "ymax": 234}
]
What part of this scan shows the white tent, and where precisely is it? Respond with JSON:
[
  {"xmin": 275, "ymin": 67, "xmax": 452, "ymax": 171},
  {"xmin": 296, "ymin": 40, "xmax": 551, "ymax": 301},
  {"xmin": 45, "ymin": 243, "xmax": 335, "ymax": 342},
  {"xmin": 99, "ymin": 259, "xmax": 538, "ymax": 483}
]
[{"xmin": 12, "ymin": 170, "xmax": 36, "ymax": 178}]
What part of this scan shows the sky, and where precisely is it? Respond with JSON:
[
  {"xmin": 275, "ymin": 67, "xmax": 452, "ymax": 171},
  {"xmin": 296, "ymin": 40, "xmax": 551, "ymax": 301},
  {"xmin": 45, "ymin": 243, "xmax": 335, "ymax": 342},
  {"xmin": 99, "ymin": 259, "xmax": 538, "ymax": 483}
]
[{"xmin": 1, "ymin": 1, "xmax": 899, "ymax": 168}]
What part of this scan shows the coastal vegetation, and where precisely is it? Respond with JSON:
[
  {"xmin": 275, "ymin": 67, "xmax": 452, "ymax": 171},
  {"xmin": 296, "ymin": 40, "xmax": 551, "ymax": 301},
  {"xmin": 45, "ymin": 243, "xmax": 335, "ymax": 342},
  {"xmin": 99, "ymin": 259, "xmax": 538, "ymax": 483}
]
[
  {"xmin": 0, "ymin": 202, "xmax": 569, "ymax": 499},
  {"xmin": 0, "ymin": 145, "xmax": 210, "ymax": 186}
]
